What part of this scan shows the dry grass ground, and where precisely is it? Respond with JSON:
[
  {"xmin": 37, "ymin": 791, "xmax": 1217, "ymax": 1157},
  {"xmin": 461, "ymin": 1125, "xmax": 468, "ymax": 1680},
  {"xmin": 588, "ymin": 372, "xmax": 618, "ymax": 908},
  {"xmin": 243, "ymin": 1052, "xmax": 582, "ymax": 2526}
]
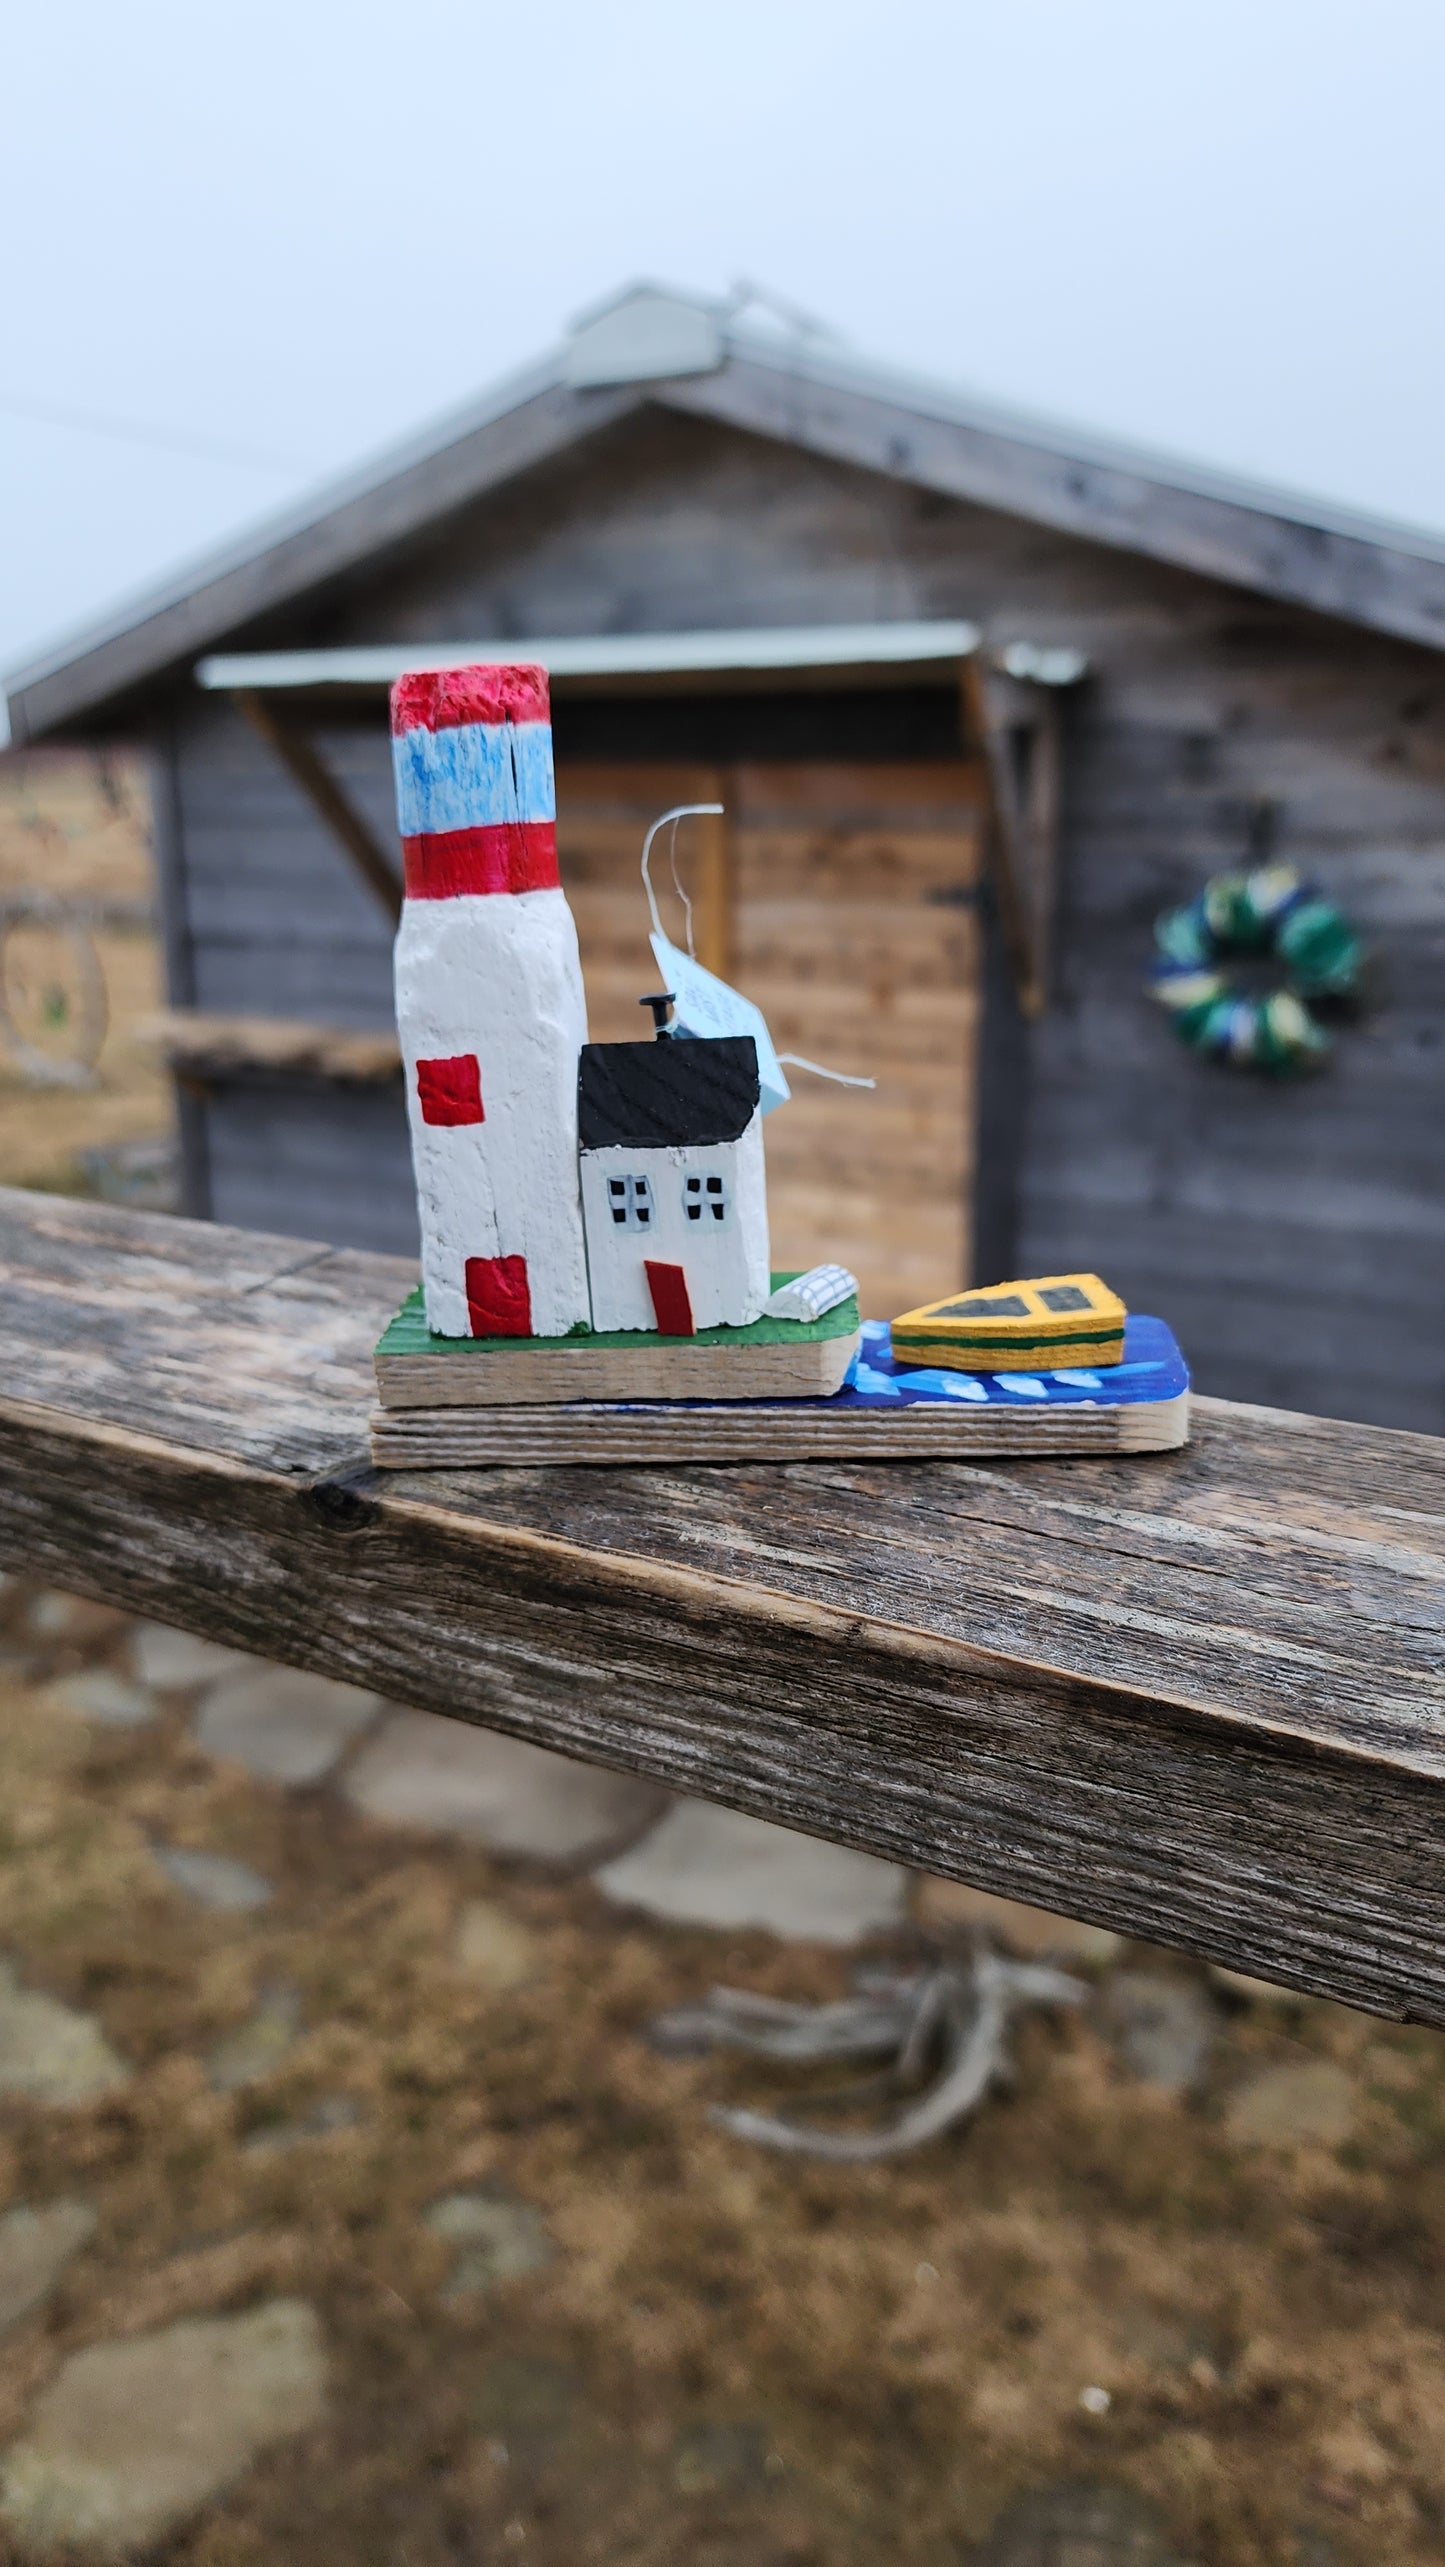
[
  {"xmin": 0, "ymin": 751, "xmax": 173, "ymax": 1196},
  {"xmin": 0, "ymin": 1587, "xmax": 1441, "ymax": 2564}
]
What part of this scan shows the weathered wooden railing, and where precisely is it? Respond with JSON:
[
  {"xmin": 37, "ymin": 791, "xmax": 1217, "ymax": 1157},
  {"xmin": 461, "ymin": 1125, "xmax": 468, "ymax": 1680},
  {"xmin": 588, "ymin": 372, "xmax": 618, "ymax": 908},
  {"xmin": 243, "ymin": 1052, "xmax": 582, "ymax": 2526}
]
[{"xmin": 1, "ymin": 1186, "xmax": 1442, "ymax": 2021}]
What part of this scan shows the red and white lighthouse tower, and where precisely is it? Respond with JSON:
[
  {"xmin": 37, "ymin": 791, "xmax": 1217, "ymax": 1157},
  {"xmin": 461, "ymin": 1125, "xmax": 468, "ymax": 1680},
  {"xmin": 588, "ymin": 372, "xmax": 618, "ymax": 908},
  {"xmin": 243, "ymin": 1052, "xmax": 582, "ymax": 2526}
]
[{"xmin": 390, "ymin": 662, "xmax": 590, "ymax": 1339}]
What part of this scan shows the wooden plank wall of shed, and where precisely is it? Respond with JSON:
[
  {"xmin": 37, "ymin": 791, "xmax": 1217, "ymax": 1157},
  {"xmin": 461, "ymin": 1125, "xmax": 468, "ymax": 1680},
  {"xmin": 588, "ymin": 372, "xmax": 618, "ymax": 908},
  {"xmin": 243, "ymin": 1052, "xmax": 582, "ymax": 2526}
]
[
  {"xmin": 555, "ymin": 759, "xmax": 983, "ymax": 1315},
  {"xmin": 161, "ymin": 691, "xmax": 417, "ymax": 1253},
  {"xmin": 160, "ymin": 407, "xmax": 1445, "ymax": 1427},
  {"xmin": 162, "ymin": 707, "xmax": 987, "ymax": 1300}
]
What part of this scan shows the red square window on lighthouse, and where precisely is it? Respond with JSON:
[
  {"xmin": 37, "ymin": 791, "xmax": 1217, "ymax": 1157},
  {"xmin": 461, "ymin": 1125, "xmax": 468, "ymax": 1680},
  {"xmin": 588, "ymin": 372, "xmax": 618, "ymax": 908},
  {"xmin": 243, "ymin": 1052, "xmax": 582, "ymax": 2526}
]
[{"xmin": 416, "ymin": 1054, "xmax": 484, "ymax": 1126}]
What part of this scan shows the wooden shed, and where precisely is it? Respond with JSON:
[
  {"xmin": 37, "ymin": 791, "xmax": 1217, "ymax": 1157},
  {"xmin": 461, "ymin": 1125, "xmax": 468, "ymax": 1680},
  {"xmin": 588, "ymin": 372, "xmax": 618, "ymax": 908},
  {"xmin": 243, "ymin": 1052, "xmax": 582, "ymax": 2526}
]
[{"xmin": 6, "ymin": 284, "xmax": 1443, "ymax": 1430}]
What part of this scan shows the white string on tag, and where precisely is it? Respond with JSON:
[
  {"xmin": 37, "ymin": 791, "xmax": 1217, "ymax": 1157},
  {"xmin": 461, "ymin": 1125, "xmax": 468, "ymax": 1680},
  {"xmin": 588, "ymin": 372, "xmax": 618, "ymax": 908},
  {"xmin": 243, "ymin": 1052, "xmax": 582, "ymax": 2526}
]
[
  {"xmin": 778, "ymin": 1053, "xmax": 877, "ymax": 1090},
  {"xmin": 640, "ymin": 804, "xmax": 723, "ymax": 957},
  {"xmin": 639, "ymin": 803, "xmax": 877, "ymax": 1101},
  {"xmin": 668, "ymin": 814, "xmax": 696, "ymax": 959}
]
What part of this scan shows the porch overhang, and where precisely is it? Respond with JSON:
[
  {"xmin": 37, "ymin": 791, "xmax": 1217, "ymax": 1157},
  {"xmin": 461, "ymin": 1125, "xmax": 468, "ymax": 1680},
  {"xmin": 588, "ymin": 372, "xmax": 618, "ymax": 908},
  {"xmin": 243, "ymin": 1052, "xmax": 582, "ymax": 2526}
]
[
  {"xmin": 195, "ymin": 622, "xmax": 1085, "ymax": 1015},
  {"xmin": 196, "ymin": 620, "xmax": 995, "ymax": 700}
]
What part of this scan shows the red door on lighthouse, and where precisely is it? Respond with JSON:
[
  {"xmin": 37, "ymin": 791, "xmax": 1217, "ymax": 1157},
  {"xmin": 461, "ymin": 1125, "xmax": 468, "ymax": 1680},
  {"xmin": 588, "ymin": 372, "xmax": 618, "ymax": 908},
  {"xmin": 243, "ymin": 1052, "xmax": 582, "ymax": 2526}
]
[{"xmin": 464, "ymin": 1255, "xmax": 532, "ymax": 1337}]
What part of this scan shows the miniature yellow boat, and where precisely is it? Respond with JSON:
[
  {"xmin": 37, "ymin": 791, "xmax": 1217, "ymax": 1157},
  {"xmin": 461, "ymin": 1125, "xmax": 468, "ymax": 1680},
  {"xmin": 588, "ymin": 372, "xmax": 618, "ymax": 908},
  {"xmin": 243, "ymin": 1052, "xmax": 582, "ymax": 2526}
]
[{"xmin": 891, "ymin": 1273, "xmax": 1126, "ymax": 1372}]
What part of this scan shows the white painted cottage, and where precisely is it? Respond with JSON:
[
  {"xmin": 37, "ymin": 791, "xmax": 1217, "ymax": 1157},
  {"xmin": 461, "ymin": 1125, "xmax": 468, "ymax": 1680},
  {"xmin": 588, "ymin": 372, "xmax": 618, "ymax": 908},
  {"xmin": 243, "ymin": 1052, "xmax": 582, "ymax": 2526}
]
[{"xmin": 578, "ymin": 1032, "xmax": 770, "ymax": 1334}]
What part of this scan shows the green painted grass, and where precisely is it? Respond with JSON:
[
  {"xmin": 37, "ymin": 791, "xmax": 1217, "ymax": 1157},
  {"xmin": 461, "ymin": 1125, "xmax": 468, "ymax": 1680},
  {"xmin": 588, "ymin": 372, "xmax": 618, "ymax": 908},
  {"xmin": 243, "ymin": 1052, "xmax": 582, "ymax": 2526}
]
[{"xmin": 376, "ymin": 1274, "xmax": 859, "ymax": 1362}]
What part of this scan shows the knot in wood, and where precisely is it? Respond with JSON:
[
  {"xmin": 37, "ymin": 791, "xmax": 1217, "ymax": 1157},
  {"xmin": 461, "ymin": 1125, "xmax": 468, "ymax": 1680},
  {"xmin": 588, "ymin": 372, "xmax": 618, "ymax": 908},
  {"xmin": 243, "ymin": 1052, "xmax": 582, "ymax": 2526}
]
[{"xmin": 302, "ymin": 1474, "xmax": 381, "ymax": 1533}]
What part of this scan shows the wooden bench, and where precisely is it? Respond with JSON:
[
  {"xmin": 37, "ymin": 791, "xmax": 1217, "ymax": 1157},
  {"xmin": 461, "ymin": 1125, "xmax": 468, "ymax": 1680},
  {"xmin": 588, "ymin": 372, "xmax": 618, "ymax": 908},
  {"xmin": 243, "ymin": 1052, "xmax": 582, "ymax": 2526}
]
[{"xmin": 2, "ymin": 1185, "xmax": 1441, "ymax": 2023}]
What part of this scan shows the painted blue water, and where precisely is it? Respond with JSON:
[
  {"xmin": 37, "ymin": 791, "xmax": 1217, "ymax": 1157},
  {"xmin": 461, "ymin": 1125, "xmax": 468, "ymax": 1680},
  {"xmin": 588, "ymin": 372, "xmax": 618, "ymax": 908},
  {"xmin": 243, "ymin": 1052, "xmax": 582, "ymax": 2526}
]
[
  {"xmin": 608, "ymin": 1313, "xmax": 1188, "ymax": 1415},
  {"xmin": 836, "ymin": 1313, "xmax": 1188, "ymax": 1411}
]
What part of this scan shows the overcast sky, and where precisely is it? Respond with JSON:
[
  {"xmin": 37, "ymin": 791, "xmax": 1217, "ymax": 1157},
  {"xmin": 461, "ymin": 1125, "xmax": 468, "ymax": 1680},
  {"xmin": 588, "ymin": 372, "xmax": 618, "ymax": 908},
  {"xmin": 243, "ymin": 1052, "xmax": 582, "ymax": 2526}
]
[{"xmin": 4, "ymin": 0, "xmax": 1442, "ymax": 702}]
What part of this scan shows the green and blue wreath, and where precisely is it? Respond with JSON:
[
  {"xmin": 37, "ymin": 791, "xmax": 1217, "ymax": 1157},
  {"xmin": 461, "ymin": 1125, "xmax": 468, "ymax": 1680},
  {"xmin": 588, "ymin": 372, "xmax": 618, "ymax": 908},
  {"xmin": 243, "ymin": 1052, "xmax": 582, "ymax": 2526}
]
[{"xmin": 1149, "ymin": 862, "xmax": 1363, "ymax": 1073}]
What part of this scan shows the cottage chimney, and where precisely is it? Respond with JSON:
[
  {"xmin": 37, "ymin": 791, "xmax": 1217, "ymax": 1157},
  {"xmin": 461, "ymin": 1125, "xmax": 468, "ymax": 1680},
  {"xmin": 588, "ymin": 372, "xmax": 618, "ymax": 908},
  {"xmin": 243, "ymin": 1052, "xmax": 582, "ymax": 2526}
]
[{"xmin": 639, "ymin": 991, "xmax": 676, "ymax": 1038}]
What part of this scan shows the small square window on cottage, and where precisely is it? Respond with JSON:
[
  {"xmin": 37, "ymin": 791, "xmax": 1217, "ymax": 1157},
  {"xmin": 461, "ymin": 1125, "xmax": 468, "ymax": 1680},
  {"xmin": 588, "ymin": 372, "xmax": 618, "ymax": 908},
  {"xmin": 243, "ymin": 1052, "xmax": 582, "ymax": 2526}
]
[
  {"xmin": 685, "ymin": 1173, "xmax": 730, "ymax": 1224},
  {"xmin": 609, "ymin": 1175, "xmax": 654, "ymax": 1229}
]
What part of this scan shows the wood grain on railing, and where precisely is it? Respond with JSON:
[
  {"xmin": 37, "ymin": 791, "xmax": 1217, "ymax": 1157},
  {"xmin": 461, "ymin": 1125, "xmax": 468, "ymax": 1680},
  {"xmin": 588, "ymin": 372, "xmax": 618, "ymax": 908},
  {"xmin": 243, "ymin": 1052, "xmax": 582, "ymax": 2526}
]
[{"xmin": 1, "ymin": 1187, "xmax": 1442, "ymax": 2022}]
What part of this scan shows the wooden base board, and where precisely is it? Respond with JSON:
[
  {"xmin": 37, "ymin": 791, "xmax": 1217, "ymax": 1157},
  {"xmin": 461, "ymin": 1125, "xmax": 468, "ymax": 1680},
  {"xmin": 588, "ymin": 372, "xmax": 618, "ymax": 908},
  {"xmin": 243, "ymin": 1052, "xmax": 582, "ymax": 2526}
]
[
  {"xmin": 374, "ymin": 1280, "xmax": 861, "ymax": 1409},
  {"xmin": 368, "ymin": 1388, "xmax": 1190, "ymax": 1468},
  {"xmin": 376, "ymin": 1329, "xmax": 861, "ymax": 1409}
]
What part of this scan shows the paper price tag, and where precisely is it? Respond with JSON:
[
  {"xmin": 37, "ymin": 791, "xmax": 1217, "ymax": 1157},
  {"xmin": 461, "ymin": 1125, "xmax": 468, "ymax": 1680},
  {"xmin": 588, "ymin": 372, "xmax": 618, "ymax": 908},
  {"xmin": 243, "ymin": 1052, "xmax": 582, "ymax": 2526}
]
[{"xmin": 648, "ymin": 929, "xmax": 792, "ymax": 1116}]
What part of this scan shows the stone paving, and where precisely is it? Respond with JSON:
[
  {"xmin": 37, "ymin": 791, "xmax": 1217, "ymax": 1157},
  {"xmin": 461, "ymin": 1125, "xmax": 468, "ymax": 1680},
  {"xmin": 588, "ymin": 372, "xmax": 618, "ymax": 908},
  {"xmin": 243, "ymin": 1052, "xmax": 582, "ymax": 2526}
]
[
  {"xmin": 0, "ymin": 1584, "xmax": 955, "ymax": 2555},
  {"xmin": 0, "ymin": 2204, "xmax": 96, "ymax": 2338},
  {"xmin": 452, "ymin": 1896, "xmax": 544, "ymax": 1990},
  {"xmin": 153, "ymin": 1843, "xmax": 273, "ymax": 1914},
  {"xmin": 424, "ymin": 2192, "xmax": 555, "ymax": 2304},
  {"xmin": 1223, "ymin": 2057, "xmax": 1357, "ymax": 2150},
  {"xmin": 0, "ymin": 2300, "xmax": 327, "ymax": 2555},
  {"xmin": 194, "ymin": 1662, "xmax": 383, "ymax": 1787},
  {"xmin": 595, "ymin": 1798, "xmax": 906, "ymax": 1941},
  {"xmin": 344, "ymin": 1705, "xmax": 666, "ymax": 1866},
  {"xmin": 205, "ymin": 1985, "xmax": 302, "ymax": 2094},
  {"xmin": 0, "ymin": 1965, "xmax": 130, "ymax": 2110},
  {"xmin": 0, "ymin": 1577, "xmax": 1413, "ymax": 2564},
  {"xmin": 1101, "ymin": 1972, "xmax": 1219, "ymax": 2096},
  {"xmin": 4, "ymin": 1589, "xmax": 1128, "ymax": 1958},
  {"xmin": 127, "ymin": 1621, "xmax": 254, "ymax": 1690},
  {"xmin": 974, "ymin": 2478, "xmax": 1186, "ymax": 2565},
  {"xmin": 40, "ymin": 1667, "xmax": 155, "ymax": 1731}
]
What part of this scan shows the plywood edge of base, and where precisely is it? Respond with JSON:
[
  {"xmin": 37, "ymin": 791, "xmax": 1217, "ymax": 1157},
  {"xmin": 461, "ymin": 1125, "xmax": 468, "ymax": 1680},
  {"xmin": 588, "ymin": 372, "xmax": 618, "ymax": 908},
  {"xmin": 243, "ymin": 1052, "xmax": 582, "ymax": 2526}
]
[
  {"xmin": 375, "ymin": 1327, "xmax": 861, "ymax": 1409},
  {"xmin": 1116, "ymin": 1392, "xmax": 1191, "ymax": 1451},
  {"xmin": 367, "ymin": 1389, "xmax": 1191, "ymax": 1469}
]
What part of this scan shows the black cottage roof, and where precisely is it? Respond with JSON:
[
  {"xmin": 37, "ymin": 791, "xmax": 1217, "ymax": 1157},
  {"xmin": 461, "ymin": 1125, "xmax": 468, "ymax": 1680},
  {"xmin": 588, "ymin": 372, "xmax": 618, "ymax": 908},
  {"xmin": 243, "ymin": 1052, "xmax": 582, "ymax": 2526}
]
[{"xmin": 578, "ymin": 1035, "xmax": 760, "ymax": 1152}]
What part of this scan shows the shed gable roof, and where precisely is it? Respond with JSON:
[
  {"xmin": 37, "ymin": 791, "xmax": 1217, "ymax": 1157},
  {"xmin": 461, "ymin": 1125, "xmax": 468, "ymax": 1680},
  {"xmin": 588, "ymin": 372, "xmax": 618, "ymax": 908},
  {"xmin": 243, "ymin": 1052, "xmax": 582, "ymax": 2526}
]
[{"xmin": 10, "ymin": 282, "xmax": 1445, "ymax": 745}]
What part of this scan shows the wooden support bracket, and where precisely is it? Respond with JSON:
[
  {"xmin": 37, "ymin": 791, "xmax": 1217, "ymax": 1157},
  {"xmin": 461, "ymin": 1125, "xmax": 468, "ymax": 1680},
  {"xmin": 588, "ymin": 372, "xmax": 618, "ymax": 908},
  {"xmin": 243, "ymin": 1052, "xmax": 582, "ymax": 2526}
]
[
  {"xmin": 961, "ymin": 659, "xmax": 1062, "ymax": 1018},
  {"xmin": 235, "ymin": 689, "xmax": 404, "ymax": 927}
]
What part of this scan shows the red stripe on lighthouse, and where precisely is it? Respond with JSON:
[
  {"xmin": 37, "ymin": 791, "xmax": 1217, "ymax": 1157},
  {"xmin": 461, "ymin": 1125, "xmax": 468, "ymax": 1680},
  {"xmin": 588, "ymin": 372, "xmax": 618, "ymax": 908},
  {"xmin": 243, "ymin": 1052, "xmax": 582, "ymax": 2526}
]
[
  {"xmin": 391, "ymin": 663, "xmax": 550, "ymax": 734},
  {"xmin": 402, "ymin": 821, "xmax": 559, "ymax": 898}
]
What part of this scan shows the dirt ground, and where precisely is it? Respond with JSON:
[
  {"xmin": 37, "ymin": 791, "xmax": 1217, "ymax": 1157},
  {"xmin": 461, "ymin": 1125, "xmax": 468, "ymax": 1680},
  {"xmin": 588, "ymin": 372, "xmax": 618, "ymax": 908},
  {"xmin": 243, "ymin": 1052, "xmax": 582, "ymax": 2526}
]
[
  {"xmin": 0, "ymin": 751, "xmax": 173, "ymax": 1197},
  {"xmin": 0, "ymin": 1587, "xmax": 1442, "ymax": 2566}
]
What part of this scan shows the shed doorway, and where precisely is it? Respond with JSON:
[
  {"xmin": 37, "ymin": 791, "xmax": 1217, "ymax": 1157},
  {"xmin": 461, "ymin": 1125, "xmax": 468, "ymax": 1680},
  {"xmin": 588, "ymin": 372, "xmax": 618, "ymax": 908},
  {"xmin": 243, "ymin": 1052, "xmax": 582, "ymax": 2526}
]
[{"xmin": 556, "ymin": 760, "xmax": 985, "ymax": 1318}]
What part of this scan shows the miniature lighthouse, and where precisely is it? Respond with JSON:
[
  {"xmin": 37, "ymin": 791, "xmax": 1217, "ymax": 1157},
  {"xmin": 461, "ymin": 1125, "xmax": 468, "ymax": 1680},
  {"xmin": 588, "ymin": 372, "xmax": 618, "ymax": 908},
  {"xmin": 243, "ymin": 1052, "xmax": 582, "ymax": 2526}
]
[{"xmin": 390, "ymin": 662, "xmax": 590, "ymax": 1339}]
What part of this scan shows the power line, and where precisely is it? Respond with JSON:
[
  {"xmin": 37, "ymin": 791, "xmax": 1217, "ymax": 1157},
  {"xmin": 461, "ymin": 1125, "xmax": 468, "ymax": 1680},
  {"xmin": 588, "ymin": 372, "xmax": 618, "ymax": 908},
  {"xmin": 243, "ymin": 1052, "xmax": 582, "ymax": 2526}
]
[{"xmin": 0, "ymin": 388, "xmax": 315, "ymax": 475}]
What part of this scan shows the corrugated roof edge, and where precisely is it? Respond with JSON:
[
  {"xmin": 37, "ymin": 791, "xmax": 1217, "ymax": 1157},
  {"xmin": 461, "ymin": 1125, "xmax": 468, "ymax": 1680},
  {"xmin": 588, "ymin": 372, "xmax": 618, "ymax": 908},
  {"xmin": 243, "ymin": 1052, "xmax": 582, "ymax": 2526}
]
[
  {"xmin": 735, "ymin": 325, "xmax": 1445, "ymax": 571},
  {"xmin": 194, "ymin": 619, "xmax": 987, "ymax": 693},
  {"xmin": 2, "ymin": 343, "xmax": 570, "ymax": 705},
  {"xmin": 9, "ymin": 293, "xmax": 1445, "ymax": 744}
]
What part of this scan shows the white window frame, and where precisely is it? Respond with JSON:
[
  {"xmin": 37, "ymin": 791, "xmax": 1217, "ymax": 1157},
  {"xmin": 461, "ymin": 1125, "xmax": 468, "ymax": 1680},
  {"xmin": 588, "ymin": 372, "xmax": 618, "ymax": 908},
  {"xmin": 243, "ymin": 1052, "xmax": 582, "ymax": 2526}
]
[
  {"xmin": 683, "ymin": 1171, "xmax": 730, "ymax": 1227},
  {"xmin": 606, "ymin": 1172, "xmax": 655, "ymax": 1232}
]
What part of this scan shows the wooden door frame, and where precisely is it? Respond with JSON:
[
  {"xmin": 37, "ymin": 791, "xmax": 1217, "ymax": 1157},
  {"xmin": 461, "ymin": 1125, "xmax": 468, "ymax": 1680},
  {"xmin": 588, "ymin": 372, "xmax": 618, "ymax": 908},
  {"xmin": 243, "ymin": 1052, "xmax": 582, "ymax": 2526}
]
[{"xmin": 959, "ymin": 660, "xmax": 1071, "ymax": 1284}]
